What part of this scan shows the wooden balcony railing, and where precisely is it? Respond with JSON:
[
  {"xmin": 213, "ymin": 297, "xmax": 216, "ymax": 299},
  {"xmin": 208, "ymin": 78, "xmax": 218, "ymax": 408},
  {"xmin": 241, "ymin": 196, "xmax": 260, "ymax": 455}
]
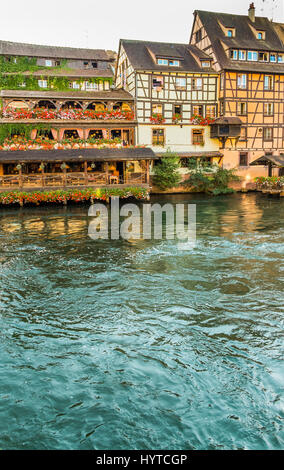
[{"xmin": 0, "ymin": 172, "xmax": 147, "ymax": 189}]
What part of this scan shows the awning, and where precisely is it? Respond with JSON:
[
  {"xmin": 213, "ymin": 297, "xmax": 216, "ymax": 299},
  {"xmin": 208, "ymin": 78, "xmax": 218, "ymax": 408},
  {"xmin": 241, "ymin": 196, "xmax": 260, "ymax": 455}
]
[
  {"xmin": 211, "ymin": 117, "xmax": 242, "ymax": 125},
  {"xmin": 0, "ymin": 147, "xmax": 158, "ymax": 163},
  {"xmin": 250, "ymin": 154, "xmax": 284, "ymax": 167}
]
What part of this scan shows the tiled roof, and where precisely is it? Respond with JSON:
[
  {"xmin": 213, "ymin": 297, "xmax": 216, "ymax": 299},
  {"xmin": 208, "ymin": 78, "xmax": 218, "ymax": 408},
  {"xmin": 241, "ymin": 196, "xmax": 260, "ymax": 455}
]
[
  {"xmin": 194, "ymin": 10, "xmax": 284, "ymax": 73},
  {"xmin": 0, "ymin": 39, "xmax": 114, "ymax": 61},
  {"xmin": 0, "ymin": 89, "xmax": 134, "ymax": 101},
  {"xmin": 120, "ymin": 39, "xmax": 215, "ymax": 73},
  {"xmin": 0, "ymin": 147, "xmax": 157, "ymax": 162}
]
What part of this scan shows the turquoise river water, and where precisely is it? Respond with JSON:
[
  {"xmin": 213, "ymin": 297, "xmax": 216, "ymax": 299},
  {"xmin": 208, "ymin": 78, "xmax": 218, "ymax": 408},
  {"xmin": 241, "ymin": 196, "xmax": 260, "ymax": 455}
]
[{"xmin": 0, "ymin": 193, "xmax": 283, "ymax": 450}]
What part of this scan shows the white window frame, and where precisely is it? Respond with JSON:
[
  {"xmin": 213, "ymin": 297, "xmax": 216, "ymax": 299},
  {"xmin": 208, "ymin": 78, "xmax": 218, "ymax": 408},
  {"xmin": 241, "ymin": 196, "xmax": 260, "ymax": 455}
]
[
  {"xmin": 239, "ymin": 50, "xmax": 246, "ymax": 61},
  {"xmin": 38, "ymin": 80, "xmax": 48, "ymax": 88},
  {"xmin": 176, "ymin": 77, "xmax": 186, "ymax": 90},
  {"xmin": 247, "ymin": 51, "xmax": 258, "ymax": 61},
  {"xmin": 45, "ymin": 59, "xmax": 52, "ymax": 67},
  {"xmin": 237, "ymin": 74, "xmax": 247, "ymax": 89}
]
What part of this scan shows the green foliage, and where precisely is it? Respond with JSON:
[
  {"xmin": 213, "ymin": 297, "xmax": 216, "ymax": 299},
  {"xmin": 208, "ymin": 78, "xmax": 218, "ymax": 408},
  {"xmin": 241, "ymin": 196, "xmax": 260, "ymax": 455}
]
[
  {"xmin": 0, "ymin": 55, "xmax": 113, "ymax": 91},
  {"xmin": 153, "ymin": 153, "xmax": 181, "ymax": 190},
  {"xmin": 0, "ymin": 123, "xmax": 51, "ymax": 144},
  {"xmin": 184, "ymin": 167, "xmax": 240, "ymax": 195}
]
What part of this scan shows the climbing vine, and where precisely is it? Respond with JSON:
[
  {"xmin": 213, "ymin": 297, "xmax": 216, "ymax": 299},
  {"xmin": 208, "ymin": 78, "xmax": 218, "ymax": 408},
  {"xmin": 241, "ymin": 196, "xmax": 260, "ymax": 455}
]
[
  {"xmin": 0, "ymin": 55, "xmax": 113, "ymax": 91},
  {"xmin": 0, "ymin": 122, "xmax": 51, "ymax": 144}
]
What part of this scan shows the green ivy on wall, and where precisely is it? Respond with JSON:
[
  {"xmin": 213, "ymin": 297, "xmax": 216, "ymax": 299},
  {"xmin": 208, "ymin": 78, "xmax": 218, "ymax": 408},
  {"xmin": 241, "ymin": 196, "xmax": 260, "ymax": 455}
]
[
  {"xmin": 0, "ymin": 56, "xmax": 113, "ymax": 92},
  {"xmin": 0, "ymin": 122, "xmax": 51, "ymax": 144}
]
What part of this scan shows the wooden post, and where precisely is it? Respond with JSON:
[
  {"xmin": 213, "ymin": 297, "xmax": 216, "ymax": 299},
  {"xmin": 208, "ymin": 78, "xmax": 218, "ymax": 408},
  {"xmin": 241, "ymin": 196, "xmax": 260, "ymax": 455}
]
[
  {"xmin": 106, "ymin": 162, "xmax": 109, "ymax": 184},
  {"xmin": 84, "ymin": 161, "xmax": 88, "ymax": 185},
  {"xmin": 63, "ymin": 167, "xmax": 67, "ymax": 187},
  {"xmin": 268, "ymin": 163, "xmax": 272, "ymax": 177},
  {"xmin": 146, "ymin": 160, "xmax": 150, "ymax": 184},
  {"xmin": 19, "ymin": 167, "xmax": 23, "ymax": 189}
]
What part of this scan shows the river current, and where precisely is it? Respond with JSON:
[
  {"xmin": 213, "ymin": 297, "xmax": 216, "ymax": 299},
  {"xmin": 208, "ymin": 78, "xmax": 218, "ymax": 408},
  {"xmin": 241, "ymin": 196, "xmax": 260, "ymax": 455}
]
[{"xmin": 0, "ymin": 193, "xmax": 283, "ymax": 450}]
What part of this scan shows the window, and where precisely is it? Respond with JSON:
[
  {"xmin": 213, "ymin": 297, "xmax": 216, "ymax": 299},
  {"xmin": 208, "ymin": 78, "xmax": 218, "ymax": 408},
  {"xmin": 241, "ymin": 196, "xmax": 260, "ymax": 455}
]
[
  {"xmin": 257, "ymin": 31, "xmax": 265, "ymax": 40},
  {"xmin": 152, "ymin": 104, "xmax": 163, "ymax": 115},
  {"xmin": 239, "ymin": 127, "xmax": 247, "ymax": 141},
  {"xmin": 192, "ymin": 78, "xmax": 202, "ymax": 90},
  {"xmin": 169, "ymin": 60, "xmax": 180, "ymax": 66},
  {"xmin": 153, "ymin": 76, "xmax": 163, "ymax": 90},
  {"xmin": 270, "ymin": 54, "xmax": 276, "ymax": 63},
  {"xmin": 238, "ymin": 102, "xmax": 247, "ymax": 115},
  {"xmin": 55, "ymin": 60, "xmax": 61, "ymax": 67},
  {"xmin": 69, "ymin": 81, "xmax": 80, "ymax": 89},
  {"xmin": 176, "ymin": 77, "xmax": 186, "ymax": 90},
  {"xmin": 152, "ymin": 129, "xmax": 165, "ymax": 146},
  {"xmin": 195, "ymin": 29, "xmax": 202, "ymax": 43},
  {"xmin": 259, "ymin": 52, "xmax": 268, "ymax": 62},
  {"xmin": 264, "ymin": 103, "xmax": 274, "ymax": 116},
  {"xmin": 38, "ymin": 80, "xmax": 48, "ymax": 88},
  {"xmin": 278, "ymin": 54, "xmax": 283, "ymax": 63},
  {"xmin": 45, "ymin": 60, "xmax": 52, "ymax": 67},
  {"xmin": 206, "ymin": 105, "xmax": 216, "ymax": 118},
  {"xmin": 247, "ymin": 51, "xmax": 258, "ymax": 61},
  {"xmin": 192, "ymin": 129, "xmax": 204, "ymax": 145},
  {"xmin": 157, "ymin": 59, "xmax": 168, "ymax": 65},
  {"xmin": 92, "ymin": 62, "xmax": 98, "ymax": 68},
  {"xmin": 263, "ymin": 127, "xmax": 273, "ymax": 141},
  {"xmin": 201, "ymin": 61, "xmax": 210, "ymax": 67},
  {"xmin": 220, "ymin": 73, "xmax": 224, "ymax": 90},
  {"xmin": 85, "ymin": 81, "xmax": 98, "ymax": 91},
  {"xmin": 239, "ymin": 152, "xmax": 248, "ymax": 166},
  {"xmin": 174, "ymin": 104, "xmax": 182, "ymax": 116},
  {"xmin": 83, "ymin": 61, "xmax": 89, "ymax": 69},
  {"xmin": 264, "ymin": 75, "xmax": 273, "ymax": 90},
  {"xmin": 230, "ymin": 50, "xmax": 238, "ymax": 60},
  {"xmin": 239, "ymin": 50, "xmax": 246, "ymax": 60},
  {"xmin": 192, "ymin": 105, "xmax": 203, "ymax": 117},
  {"xmin": 237, "ymin": 74, "xmax": 247, "ymax": 89},
  {"xmin": 227, "ymin": 30, "xmax": 233, "ymax": 37}
]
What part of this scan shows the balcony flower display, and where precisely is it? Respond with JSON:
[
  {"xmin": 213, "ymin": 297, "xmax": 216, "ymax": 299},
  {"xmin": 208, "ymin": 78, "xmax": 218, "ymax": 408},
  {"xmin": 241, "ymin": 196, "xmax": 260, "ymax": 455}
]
[
  {"xmin": 150, "ymin": 113, "xmax": 165, "ymax": 125},
  {"xmin": 0, "ymin": 136, "xmax": 145, "ymax": 152},
  {"xmin": 189, "ymin": 115, "xmax": 215, "ymax": 125},
  {"xmin": 172, "ymin": 113, "xmax": 182, "ymax": 124},
  {"xmin": 1, "ymin": 108, "xmax": 135, "ymax": 121}
]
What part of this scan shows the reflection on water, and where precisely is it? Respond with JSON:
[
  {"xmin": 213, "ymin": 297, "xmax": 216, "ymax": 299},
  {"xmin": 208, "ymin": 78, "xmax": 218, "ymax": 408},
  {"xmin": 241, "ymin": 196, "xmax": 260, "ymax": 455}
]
[{"xmin": 0, "ymin": 193, "xmax": 283, "ymax": 450}]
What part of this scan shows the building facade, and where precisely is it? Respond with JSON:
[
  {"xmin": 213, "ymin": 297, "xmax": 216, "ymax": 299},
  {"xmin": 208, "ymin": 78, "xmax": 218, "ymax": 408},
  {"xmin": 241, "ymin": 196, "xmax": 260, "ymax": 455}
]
[
  {"xmin": 115, "ymin": 39, "xmax": 223, "ymax": 179},
  {"xmin": 190, "ymin": 3, "xmax": 284, "ymax": 178},
  {"xmin": 0, "ymin": 41, "xmax": 154, "ymax": 189}
]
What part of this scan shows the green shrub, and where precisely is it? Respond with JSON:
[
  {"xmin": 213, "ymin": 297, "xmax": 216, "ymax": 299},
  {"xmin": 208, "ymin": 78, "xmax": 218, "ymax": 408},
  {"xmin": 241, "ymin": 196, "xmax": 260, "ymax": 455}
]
[{"xmin": 153, "ymin": 153, "xmax": 181, "ymax": 190}]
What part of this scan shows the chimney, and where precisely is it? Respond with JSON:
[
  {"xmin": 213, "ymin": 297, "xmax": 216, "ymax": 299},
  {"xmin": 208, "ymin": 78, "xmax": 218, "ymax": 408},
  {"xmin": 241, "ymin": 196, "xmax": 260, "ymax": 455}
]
[{"xmin": 248, "ymin": 3, "xmax": 255, "ymax": 22}]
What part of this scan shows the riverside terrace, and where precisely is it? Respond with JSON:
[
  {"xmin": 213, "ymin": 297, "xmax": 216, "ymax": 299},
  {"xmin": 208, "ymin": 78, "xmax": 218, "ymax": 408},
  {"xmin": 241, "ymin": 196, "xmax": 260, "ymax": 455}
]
[
  {"xmin": 0, "ymin": 89, "xmax": 137, "ymax": 146},
  {"xmin": 0, "ymin": 148, "xmax": 156, "ymax": 190}
]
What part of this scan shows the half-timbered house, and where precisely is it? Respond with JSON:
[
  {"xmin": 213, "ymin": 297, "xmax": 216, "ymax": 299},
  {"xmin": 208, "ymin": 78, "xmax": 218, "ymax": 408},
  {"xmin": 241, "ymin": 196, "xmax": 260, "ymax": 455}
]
[
  {"xmin": 0, "ymin": 40, "xmax": 154, "ymax": 190},
  {"xmin": 115, "ymin": 39, "xmax": 222, "ymax": 178},
  {"xmin": 190, "ymin": 3, "xmax": 284, "ymax": 178}
]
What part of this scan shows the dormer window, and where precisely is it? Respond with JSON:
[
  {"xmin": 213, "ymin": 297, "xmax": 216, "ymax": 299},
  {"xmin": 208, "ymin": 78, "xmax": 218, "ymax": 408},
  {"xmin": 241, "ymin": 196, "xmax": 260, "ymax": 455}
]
[
  {"xmin": 169, "ymin": 60, "xmax": 180, "ymax": 66},
  {"xmin": 278, "ymin": 54, "xmax": 283, "ymax": 63},
  {"xmin": 239, "ymin": 50, "xmax": 246, "ymax": 60},
  {"xmin": 157, "ymin": 58, "xmax": 180, "ymax": 66},
  {"xmin": 270, "ymin": 54, "xmax": 276, "ymax": 63},
  {"xmin": 201, "ymin": 61, "xmax": 210, "ymax": 67},
  {"xmin": 257, "ymin": 31, "xmax": 265, "ymax": 40},
  {"xmin": 227, "ymin": 30, "xmax": 233, "ymax": 37}
]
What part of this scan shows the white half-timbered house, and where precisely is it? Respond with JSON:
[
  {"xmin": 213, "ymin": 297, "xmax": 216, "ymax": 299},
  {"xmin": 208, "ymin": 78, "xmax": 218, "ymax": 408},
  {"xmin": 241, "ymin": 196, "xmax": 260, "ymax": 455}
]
[{"xmin": 115, "ymin": 39, "xmax": 222, "ymax": 172}]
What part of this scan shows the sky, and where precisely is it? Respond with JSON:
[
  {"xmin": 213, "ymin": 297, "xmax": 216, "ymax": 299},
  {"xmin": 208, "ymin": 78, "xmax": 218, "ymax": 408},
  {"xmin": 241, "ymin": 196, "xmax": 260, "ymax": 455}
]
[{"xmin": 0, "ymin": 0, "xmax": 283, "ymax": 52}]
